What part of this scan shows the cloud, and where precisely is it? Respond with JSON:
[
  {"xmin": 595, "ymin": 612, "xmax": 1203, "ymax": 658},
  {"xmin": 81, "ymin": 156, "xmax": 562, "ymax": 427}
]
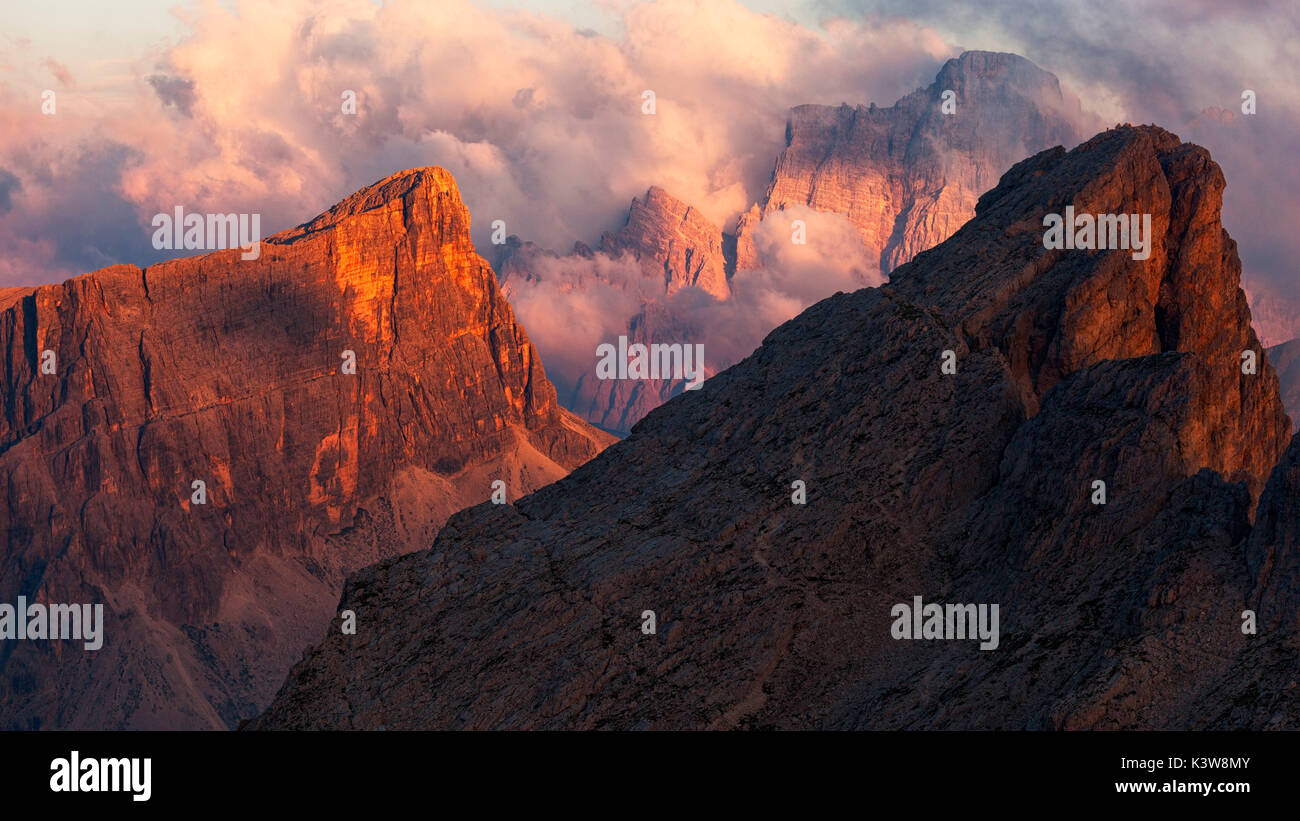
[
  {"xmin": 502, "ymin": 251, "xmax": 655, "ymax": 392},
  {"xmin": 0, "ymin": 0, "xmax": 1292, "ymax": 352},
  {"xmin": 0, "ymin": 0, "xmax": 954, "ymax": 286},
  {"xmin": 503, "ymin": 206, "xmax": 881, "ymax": 399},
  {"xmin": 0, "ymin": 141, "xmax": 173, "ymax": 283},
  {"xmin": 0, "ymin": 169, "xmax": 19, "ymax": 214},
  {"xmin": 42, "ymin": 58, "xmax": 74, "ymax": 88},
  {"xmin": 698, "ymin": 206, "xmax": 882, "ymax": 366},
  {"xmin": 147, "ymin": 74, "xmax": 196, "ymax": 117}
]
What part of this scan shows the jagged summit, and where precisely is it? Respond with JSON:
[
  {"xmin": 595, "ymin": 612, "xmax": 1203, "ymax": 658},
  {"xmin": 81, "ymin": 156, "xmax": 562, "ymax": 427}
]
[
  {"xmin": 279, "ymin": 167, "xmax": 459, "ymax": 239},
  {"xmin": 600, "ymin": 186, "xmax": 730, "ymax": 299},
  {"xmin": 255, "ymin": 127, "xmax": 1300, "ymax": 730},
  {"xmin": 752, "ymin": 51, "xmax": 1087, "ymax": 274}
]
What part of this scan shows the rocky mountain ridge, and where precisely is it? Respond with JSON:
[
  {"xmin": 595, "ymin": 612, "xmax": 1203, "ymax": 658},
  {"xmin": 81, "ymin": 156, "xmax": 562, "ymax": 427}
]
[{"xmin": 254, "ymin": 126, "xmax": 1298, "ymax": 730}]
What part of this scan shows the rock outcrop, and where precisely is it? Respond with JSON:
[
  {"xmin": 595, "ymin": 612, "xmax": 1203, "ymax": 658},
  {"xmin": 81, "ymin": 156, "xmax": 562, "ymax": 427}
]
[
  {"xmin": 600, "ymin": 187, "xmax": 731, "ymax": 300},
  {"xmin": 1267, "ymin": 339, "xmax": 1300, "ymax": 428},
  {"xmin": 0, "ymin": 167, "xmax": 613, "ymax": 729},
  {"xmin": 747, "ymin": 50, "xmax": 1087, "ymax": 274},
  {"xmin": 253, "ymin": 126, "xmax": 1297, "ymax": 731}
]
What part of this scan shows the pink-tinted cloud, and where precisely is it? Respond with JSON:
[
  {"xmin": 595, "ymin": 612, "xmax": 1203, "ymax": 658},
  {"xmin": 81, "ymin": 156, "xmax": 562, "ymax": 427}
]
[
  {"xmin": 43, "ymin": 58, "xmax": 75, "ymax": 88},
  {"xmin": 1, "ymin": 0, "xmax": 1292, "ymax": 353},
  {"xmin": 0, "ymin": 0, "xmax": 953, "ymax": 285},
  {"xmin": 504, "ymin": 206, "xmax": 881, "ymax": 401}
]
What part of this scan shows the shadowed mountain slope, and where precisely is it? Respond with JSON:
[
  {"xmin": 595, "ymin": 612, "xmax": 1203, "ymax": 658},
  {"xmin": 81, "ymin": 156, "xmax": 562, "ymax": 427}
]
[{"xmin": 255, "ymin": 127, "xmax": 1295, "ymax": 730}]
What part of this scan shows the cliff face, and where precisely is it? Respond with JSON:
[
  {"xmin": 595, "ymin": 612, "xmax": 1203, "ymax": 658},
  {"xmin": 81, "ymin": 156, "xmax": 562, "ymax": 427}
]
[
  {"xmin": 748, "ymin": 51, "xmax": 1086, "ymax": 274},
  {"xmin": 567, "ymin": 300, "xmax": 707, "ymax": 435},
  {"xmin": 1267, "ymin": 339, "xmax": 1300, "ymax": 427},
  {"xmin": 0, "ymin": 168, "xmax": 613, "ymax": 729},
  {"xmin": 254, "ymin": 127, "xmax": 1298, "ymax": 731},
  {"xmin": 600, "ymin": 187, "xmax": 730, "ymax": 300}
]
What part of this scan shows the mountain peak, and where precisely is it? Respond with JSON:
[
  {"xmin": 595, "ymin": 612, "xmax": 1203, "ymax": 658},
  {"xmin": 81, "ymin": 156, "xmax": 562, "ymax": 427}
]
[
  {"xmin": 600, "ymin": 184, "xmax": 729, "ymax": 299},
  {"xmin": 938, "ymin": 50, "xmax": 1059, "ymax": 85},
  {"xmin": 0, "ymin": 166, "xmax": 612, "ymax": 729},
  {"xmin": 896, "ymin": 124, "xmax": 1287, "ymax": 499},
  {"xmin": 756, "ymin": 51, "xmax": 1087, "ymax": 275},
  {"xmin": 276, "ymin": 166, "xmax": 462, "ymax": 241}
]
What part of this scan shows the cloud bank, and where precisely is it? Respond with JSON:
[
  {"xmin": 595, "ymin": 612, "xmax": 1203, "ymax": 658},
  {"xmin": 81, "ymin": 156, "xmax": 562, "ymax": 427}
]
[
  {"xmin": 0, "ymin": 0, "xmax": 951, "ymax": 285},
  {"xmin": 503, "ymin": 205, "xmax": 883, "ymax": 403}
]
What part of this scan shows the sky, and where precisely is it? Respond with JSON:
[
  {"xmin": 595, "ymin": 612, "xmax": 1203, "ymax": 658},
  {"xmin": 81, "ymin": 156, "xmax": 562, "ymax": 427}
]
[{"xmin": 0, "ymin": 0, "xmax": 1296, "ymax": 340}]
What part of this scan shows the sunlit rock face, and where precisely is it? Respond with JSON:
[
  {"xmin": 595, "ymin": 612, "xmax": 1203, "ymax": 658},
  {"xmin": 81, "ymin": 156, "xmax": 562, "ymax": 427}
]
[
  {"xmin": 0, "ymin": 167, "xmax": 613, "ymax": 729},
  {"xmin": 749, "ymin": 50, "xmax": 1087, "ymax": 274}
]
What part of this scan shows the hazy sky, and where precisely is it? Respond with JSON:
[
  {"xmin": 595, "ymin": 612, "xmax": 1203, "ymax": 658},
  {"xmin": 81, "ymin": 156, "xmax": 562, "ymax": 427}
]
[{"xmin": 1, "ymin": 0, "xmax": 1296, "ymax": 338}]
